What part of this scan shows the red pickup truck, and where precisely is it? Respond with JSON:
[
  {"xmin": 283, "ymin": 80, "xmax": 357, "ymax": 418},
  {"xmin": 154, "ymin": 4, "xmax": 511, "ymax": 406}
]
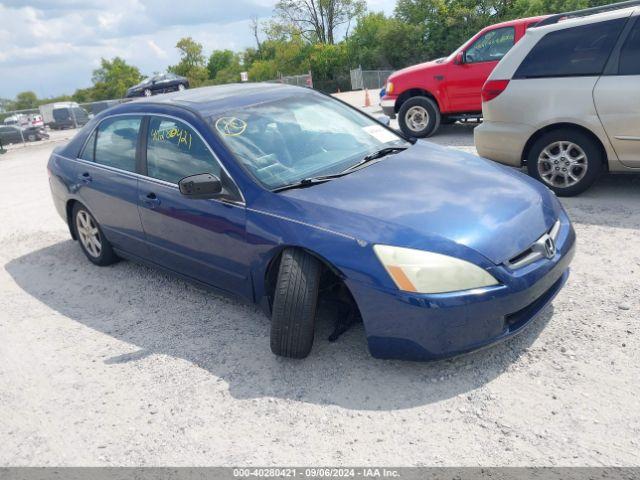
[{"xmin": 381, "ymin": 16, "xmax": 547, "ymax": 137}]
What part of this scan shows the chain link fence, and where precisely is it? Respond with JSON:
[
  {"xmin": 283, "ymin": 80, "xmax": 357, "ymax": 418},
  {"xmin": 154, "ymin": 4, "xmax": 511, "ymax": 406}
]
[{"xmin": 350, "ymin": 67, "xmax": 394, "ymax": 91}]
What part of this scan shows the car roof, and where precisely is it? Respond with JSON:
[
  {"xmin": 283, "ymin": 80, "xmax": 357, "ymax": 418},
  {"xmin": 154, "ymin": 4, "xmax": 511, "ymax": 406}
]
[
  {"xmin": 125, "ymin": 82, "xmax": 312, "ymax": 118},
  {"xmin": 532, "ymin": 5, "xmax": 638, "ymax": 32},
  {"xmin": 480, "ymin": 15, "xmax": 549, "ymax": 30}
]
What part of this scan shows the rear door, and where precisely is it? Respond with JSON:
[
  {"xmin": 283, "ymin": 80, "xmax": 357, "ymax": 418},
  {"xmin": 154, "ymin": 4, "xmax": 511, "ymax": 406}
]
[
  {"xmin": 75, "ymin": 115, "xmax": 149, "ymax": 258},
  {"xmin": 594, "ymin": 16, "xmax": 640, "ymax": 168},
  {"xmin": 137, "ymin": 115, "xmax": 251, "ymax": 297},
  {"xmin": 446, "ymin": 26, "xmax": 516, "ymax": 112}
]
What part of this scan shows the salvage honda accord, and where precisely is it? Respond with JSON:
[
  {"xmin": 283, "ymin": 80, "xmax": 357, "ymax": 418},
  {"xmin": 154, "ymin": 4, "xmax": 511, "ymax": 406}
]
[{"xmin": 47, "ymin": 83, "xmax": 575, "ymax": 361}]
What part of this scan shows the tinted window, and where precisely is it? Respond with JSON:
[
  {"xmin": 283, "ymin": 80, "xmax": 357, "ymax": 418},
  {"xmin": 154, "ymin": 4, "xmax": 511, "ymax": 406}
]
[
  {"xmin": 53, "ymin": 109, "xmax": 69, "ymax": 121},
  {"xmin": 465, "ymin": 27, "xmax": 515, "ymax": 63},
  {"xmin": 79, "ymin": 129, "xmax": 97, "ymax": 161},
  {"xmin": 94, "ymin": 116, "xmax": 141, "ymax": 172},
  {"xmin": 619, "ymin": 19, "xmax": 640, "ymax": 75},
  {"xmin": 514, "ymin": 19, "xmax": 626, "ymax": 78},
  {"xmin": 146, "ymin": 117, "xmax": 221, "ymax": 184}
]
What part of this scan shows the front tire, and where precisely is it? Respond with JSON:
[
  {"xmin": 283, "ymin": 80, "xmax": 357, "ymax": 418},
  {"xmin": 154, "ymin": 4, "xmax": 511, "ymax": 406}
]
[
  {"xmin": 527, "ymin": 129, "xmax": 603, "ymax": 196},
  {"xmin": 177, "ymin": 83, "xmax": 186, "ymax": 91},
  {"xmin": 143, "ymin": 88, "xmax": 152, "ymax": 97},
  {"xmin": 398, "ymin": 97, "xmax": 441, "ymax": 138},
  {"xmin": 270, "ymin": 249, "xmax": 322, "ymax": 359},
  {"xmin": 72, "ymin": 204, "xmax": 118, "ymax": 266}
]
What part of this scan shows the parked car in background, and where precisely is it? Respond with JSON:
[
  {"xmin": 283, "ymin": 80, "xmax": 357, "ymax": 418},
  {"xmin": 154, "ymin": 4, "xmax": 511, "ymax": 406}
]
[
  {"xmin": 475, "ymin": 1, "xmax": 640, "ymax": 196},
  {"xmin": 40, "ymin": 102, "xmax": 89, "ymax": 130},
  {"xmin": 126, "ymin": 73, "xmax": 189, "ymax": 98},
  {"xmin": 381, "ymin": 15, "xmax": 547, "ymax": 138},
  {"xmin": 48, "ymin": 84, "xmax": 574, "ymax": 361},
  {"xmin": 3, "ymin": 114, "xmax": 29, "ymax": 127},
  {"xmin": 0, "ymin": 125, "xmax": 49, "ymax": 144}
]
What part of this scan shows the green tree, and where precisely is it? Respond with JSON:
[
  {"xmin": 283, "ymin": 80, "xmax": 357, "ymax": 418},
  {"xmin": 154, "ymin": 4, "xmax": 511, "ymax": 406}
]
[
  {"xmin": 13, "ymin": 91, "xmax": 38, "ymax": 110},
  {"xmin": 275, "ymin": 0, "xmax": 366, "ymax": 44},
  {"xmin": 91, "ymin": 57, "xmax": 143, "ymax": 100},
  {"xmin": 207, "ymin": 50, "xmax": 235, "ymax": 79},
  {"xmin": 169, "ymin": 37, "xmax": 208, "ymax": 86}
]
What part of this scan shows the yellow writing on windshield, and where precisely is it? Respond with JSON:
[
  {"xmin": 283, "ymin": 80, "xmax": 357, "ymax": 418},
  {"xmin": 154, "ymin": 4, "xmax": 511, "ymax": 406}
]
[{"xmin": 151, "ymin": 126, "xmax": 192, "ymax": 150}]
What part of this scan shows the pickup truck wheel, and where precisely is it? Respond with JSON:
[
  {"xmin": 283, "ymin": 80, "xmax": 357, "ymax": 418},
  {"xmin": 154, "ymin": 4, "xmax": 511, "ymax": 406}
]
[
  {"xmin": 72, "ymin": 203, "xmax": 119, "ymax": 266},
  {"xmin": 398, "ymin": 97, "xmax": 441, "ymax": 138},
  {"xmin": 527, "ymin": 129, "xmax": 603, "ymax": 197},
  {"xmin": 270, "ymin": 249, "xmax": 322, "ymax": 359}
]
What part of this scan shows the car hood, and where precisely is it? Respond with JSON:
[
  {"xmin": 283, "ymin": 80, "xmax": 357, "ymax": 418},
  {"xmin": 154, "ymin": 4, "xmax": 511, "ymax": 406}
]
[
  {"xmin": 275, "ymin": 141, "xmax": 560, "ymax": 265},
  {"xmin": 390, "ymin": 58, "xmax": 448, "ymax": 79}
]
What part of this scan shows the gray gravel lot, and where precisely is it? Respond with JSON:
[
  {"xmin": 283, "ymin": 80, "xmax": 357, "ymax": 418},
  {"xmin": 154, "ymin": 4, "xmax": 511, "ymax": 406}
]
[{"xmin": 1, "ymin": 123, "xmax": 639, "ymax": 466}]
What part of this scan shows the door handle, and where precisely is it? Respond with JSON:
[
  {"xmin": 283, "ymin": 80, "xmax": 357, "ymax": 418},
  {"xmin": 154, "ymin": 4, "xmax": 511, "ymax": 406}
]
[
  {"xmin": 79, "ymin": 172, "xmax": 92, "ymax": 183},
  {"xmin": 143, "ymin": 192, "xmax": 161, "ymax": 208}
]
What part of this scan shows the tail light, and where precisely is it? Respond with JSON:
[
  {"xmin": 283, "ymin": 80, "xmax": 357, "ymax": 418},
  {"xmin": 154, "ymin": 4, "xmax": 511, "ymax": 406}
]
[{"xmin": 482, "ymin": 80, "xmax": 510, "ymax": 102}]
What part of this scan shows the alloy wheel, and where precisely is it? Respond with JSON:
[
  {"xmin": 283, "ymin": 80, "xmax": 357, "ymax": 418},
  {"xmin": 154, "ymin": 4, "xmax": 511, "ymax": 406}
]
[
  {"xmin": 143, "ymin": 89, "xmax": 152, "ymax": 97},
  {"xmin": 76, "ymin": 210, "xmax": 102, "ymax": 258},
  {"xmin": 537, "ymin": 141, "xmax": 588, "ymax": 188},
  {"xmin": 405, "ymin": 106, "xmax": 430, "ymax": 133},
  {"xmin": 178, "ymin": 84, "xmax": 186, "ymax": 91}
]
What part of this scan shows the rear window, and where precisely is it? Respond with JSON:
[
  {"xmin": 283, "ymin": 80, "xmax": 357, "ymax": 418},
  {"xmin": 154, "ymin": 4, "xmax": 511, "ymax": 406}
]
[
  {"xmin": 53, "ymin": 109, "xmax": 69, "ymax": 121},
  {"xmin": 514, "ymin": 18, "xmax": 626, "ymax": 79},
  {"xmin": 94, "ymin": 116, "xmax": 142, "ymax": 172},
  {"xmin": 619, "ymin": 18, "xmax": 640, "ymax": 75}
]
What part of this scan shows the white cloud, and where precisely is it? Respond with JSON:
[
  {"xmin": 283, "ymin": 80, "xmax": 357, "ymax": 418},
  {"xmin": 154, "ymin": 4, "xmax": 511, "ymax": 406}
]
[{"xmin": 0, "ymin": 0, "xmax": 397, "ymax": 98}]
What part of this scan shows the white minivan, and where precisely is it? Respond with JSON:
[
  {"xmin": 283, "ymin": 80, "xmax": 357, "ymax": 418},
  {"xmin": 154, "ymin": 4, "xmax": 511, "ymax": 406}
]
[{"xmin": 475, "ymin": 1, "xmax": 640, "ymax": 196}]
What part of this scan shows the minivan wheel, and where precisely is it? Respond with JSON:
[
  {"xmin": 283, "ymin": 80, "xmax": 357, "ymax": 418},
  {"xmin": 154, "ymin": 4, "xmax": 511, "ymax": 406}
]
[
  {"xmin": 398, "ymin": 97, "xmax": 441, "ymax": 138},
  {"xmin": 72, "ymin": 204, "xmax": 118, "ymax": 266},
  {"xmin": 527, "ymin": 129, "xmax": 603, "ymax": 197},
  {"xmin": 270, "ymin": 249, "xmax": 322, "ymax": 359},
  {"xmin": 143, "ymin": 88, "xmax": 152, "ymax": 97}
]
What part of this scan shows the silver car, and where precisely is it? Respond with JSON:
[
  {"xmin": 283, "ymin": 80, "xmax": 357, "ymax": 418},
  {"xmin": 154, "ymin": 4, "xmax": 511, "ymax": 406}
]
[{"xmin": 475, "ymin": 1, "xmax": 640, "ymax": 196}]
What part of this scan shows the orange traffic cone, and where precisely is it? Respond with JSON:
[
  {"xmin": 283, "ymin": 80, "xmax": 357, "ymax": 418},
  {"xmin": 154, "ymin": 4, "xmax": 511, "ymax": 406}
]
[{"xmin": 364, "ymin": 89, "xmax": 371, "ymax": 107}]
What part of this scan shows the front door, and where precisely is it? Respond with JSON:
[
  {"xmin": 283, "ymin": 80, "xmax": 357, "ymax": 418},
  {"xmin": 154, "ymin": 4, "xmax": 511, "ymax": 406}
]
[
  {"xmin": 594, "ymin": 17, "xmax": 640, "ymax": 168},
  {"xmin": 446, "ymin": 26, "xmax": 516, "ymax": 113},
  {"xmin": 137, "ymin": 115, "xmax": 251, "ymax": 298}
]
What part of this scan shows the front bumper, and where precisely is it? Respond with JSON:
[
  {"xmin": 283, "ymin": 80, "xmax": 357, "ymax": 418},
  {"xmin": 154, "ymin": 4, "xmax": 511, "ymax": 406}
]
[
  {"xmin": 347, "ymin": 215, "xmax": 576, "ymax": 361},
  {"xmin": 380, "ymin": 97, "xmax": 397, "ymax": 118},
  {"xmin": 474, "ymin": 121, "xmax": 536, "ymax": 167}
]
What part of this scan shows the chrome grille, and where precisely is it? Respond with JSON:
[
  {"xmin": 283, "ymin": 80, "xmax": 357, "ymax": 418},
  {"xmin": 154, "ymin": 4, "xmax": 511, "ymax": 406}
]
[{"xmin": 504, "ymin": 220, "xmax": 561, "ymax": 270}]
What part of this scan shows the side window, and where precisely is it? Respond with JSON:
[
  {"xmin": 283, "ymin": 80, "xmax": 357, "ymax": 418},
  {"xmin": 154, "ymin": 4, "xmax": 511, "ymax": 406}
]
[
  {"xmin": 79, "ymin": 129, "xmax": 97, "ymax": 161},
  {"xmin": 465, "ymin": 27, "xmax": 515, "ymax": 63},
  {"xmin": 94, "ymin": 116, "xmax": 142, "ymax": 172},
  {"xmin": 514, "ymin": 18, "xmax": 626, "ymax": 79},
  {"xmin": 619, "ymin": 18, "xmax": 640, "ymax": 75},
  {"xmin": 146, "ymin": 116, "xmax": 221, "ymax": 184}
]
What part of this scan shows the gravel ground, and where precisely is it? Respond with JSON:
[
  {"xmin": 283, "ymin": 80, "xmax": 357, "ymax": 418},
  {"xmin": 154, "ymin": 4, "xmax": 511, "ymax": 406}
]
[{"xmin": 1, "ymin": 121, "xmax": 639, "ymax": 466}]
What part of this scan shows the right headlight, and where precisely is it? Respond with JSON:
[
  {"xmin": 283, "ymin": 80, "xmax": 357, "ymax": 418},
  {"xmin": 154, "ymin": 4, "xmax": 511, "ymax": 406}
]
[{"xmin": 373, "ymin": 245, "xmax": 499, "ymax": 294}]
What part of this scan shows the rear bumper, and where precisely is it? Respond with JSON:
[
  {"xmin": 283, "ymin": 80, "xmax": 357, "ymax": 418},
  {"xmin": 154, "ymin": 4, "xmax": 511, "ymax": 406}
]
[
  {"xmin": 475, "ymin": 121, "xmax": 535, "ymax": 167},
  {"xmin": 347, "ymin": 214, "xmax": 576, "ymax": 361}
]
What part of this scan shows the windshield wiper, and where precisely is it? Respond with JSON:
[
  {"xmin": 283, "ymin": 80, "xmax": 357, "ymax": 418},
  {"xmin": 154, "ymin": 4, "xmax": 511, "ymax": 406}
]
[
  {"xmin": 272, "ymin": 173, "xmax": 348, "ymax": 192},
  {"xmin": 273, "ymin": 147, "xmax": 408, "ymax": 193},
  {"xmin": 343, "ymin": 147, "xmax": 408, "ymax": 173}
]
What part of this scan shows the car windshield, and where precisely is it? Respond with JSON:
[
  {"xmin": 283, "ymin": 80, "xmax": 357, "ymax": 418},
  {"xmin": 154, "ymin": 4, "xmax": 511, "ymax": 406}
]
[{"xmin": 209, "ymin": 94, "xmax": 408, "ymax": 190}]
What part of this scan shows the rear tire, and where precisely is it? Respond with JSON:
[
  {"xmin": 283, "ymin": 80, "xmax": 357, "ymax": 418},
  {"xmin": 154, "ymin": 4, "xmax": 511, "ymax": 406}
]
[
  {"xmin": 398, "ymin": 97, "xmax": 441, "ymax": 138},
  {"xmin": 270, "ymin": 249, "xmax": 322, "ymax": 359},
  {"xmin": 72, "ymin": 203, "xmax": 119, "ymax": 266},
  {"xmin": 527, "ymin": 129, "xmax": 603, "ymax": 196},
  {"xmin": 143, "ymin": 88, "xmax": 152, "ymax": 97}
]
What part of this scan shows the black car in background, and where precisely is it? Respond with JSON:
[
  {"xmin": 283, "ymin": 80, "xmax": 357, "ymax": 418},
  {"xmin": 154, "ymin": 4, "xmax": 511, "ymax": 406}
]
[
  {"xmin": 125, "ymin": 73, "xmax": 189, "ymax": 97},
  {"xmin": 0, "ymin": 125, "xmax": 49, "ymax": 144}
]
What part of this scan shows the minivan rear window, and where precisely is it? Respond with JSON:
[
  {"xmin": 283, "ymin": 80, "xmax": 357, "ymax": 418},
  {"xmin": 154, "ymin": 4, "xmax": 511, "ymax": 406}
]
[
  {"xmin": 514, "ymin": 18, "xmax": 627, "ymax": 79},
  {"xmin": 619, "ymin": 18, "xmax": 640, "ymax": 75}
]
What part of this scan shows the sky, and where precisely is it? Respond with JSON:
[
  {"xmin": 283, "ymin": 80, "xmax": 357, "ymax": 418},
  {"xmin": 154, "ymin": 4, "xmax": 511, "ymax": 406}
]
[{"xmin": 0, "ymin": 0, "xmax": 396, "ymax": 99}]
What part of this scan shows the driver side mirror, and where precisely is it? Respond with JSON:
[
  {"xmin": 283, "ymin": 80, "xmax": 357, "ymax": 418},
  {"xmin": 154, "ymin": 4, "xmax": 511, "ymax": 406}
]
[
  {"xmin": 179, "ymin": 173, "xmax": 222, "ymax": 199},
  {"xmin": 454, "ymin": 52, "xmax": 465, "ymax": 65}
]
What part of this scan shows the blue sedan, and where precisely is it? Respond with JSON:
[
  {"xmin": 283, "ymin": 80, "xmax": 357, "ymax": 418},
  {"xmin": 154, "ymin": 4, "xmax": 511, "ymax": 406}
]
[{"xmin": 47, "ymin": 84, "xmax": 575, "ymax": 361}]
